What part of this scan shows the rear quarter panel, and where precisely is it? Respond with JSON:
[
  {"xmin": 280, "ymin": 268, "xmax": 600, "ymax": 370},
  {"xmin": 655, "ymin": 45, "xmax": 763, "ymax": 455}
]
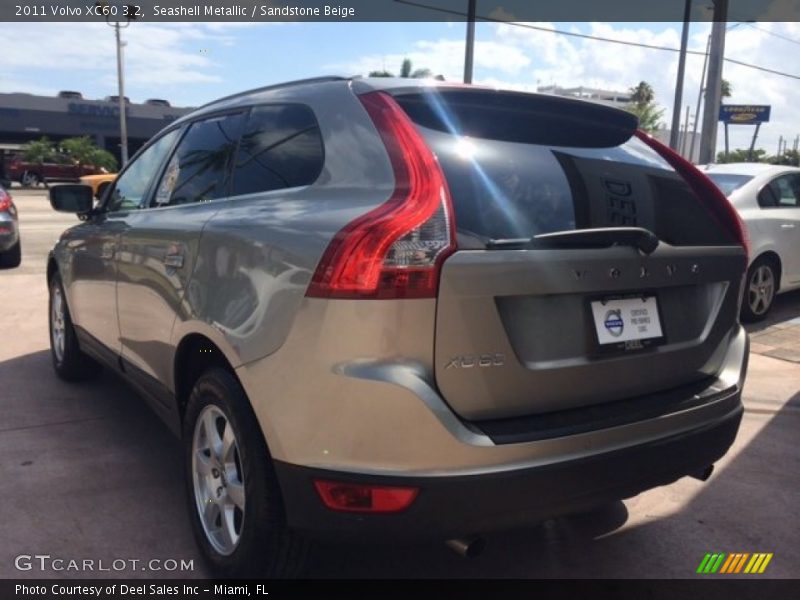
[{"xmin": 170, "ymin": 82, "xmax": 396, "ymax": 367}]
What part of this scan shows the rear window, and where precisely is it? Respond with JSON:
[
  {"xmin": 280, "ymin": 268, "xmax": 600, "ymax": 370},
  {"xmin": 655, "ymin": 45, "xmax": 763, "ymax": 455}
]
[
  {"xmin": 394, "ymin": 89, "xmax": 732, "ymax": 247},
  {"xmin": 705, "ymin": 173, "xmax": 753, "ymax": 197}
]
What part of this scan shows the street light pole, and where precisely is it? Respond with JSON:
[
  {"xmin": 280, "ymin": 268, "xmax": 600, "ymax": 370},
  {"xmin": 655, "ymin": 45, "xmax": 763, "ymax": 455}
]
[
  {"xmin": 669, "ymin": 0, "xmax": 692, "ymax": 150},
  {"xmin": 113, "ymin": 21, "xmax": 128, "ymax": 166},
  {"xmin": 698, "ymin": 0, "xmax": 729, "ymax": 165},
  {"xmin": 463, "ymin": 0, "xmax": 476, "ymax": 84}
]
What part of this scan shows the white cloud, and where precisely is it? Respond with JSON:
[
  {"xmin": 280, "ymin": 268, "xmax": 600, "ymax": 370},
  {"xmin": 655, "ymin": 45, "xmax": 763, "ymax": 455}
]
[
  {"xmin": 0, "ymin": 22, "xmax": 262, "ymax": 102},
  {"xmin": 339, "ymin": 21, "xmax": 799, "ymax": 156},
  {"xmin": 326, "ymin": 37, "xmax": 530, "ymax": 81}
]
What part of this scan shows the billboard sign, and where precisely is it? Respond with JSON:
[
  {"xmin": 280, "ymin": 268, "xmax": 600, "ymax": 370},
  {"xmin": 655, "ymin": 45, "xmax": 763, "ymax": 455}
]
[{"xmin": 719, "ymin": 105, "xmax": 771, "ymax": 124}]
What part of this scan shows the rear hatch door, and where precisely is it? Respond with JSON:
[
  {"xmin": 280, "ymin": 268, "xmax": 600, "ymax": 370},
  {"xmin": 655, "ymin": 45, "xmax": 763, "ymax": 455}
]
[{"xmin": 394, "ymin": 89, "xmax": 746, "ymax": 421}]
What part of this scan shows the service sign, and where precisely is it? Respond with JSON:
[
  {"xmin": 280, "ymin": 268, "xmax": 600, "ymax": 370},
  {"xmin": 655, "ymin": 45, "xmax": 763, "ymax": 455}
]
[{"xmin": 719, "ymin": 105, "xmax": 771, "ymax": 124}]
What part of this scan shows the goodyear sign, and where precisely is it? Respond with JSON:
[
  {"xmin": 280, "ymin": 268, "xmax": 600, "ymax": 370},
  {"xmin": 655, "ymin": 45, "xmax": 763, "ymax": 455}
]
[{"xmin": 719, "ymin": 105, "xmax": 771, "ymax": 124}]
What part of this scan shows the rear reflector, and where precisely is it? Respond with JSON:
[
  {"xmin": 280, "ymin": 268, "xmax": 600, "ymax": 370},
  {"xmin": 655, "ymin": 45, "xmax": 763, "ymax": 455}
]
[
  {"xmin": 635, "ymin": 130, "xmax": 750, "ymax": 258},
  {"xmin": 305, "ymin": 90, "xmax": 456, "ymax": 299},
  {"xmin": 313, "ymin": 480, "xmax": 419, "ymax": 513}
]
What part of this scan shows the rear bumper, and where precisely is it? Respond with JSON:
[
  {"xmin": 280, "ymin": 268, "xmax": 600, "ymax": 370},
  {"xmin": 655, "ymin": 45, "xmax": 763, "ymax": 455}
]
[
  {"xmin": 275, "ymin": 401, "xmax": 743, "ymax": 540},
  {"xmin": 0, "ymin": 216, "xmax": 18, "ymax": 251}
]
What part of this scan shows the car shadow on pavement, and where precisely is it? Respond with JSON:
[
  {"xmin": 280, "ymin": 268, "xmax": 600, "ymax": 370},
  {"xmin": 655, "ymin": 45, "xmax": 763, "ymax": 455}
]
[
  {"xmin": 3, "ymin": 349, "xmax": 798, "ymax": 579},
  {"xmin": 0, "ymin": 349, "xmax": 203, "ymax": 579},
  {"xmin": 745, "ymin": 288, "xmax": 800, "ymax": 335}
]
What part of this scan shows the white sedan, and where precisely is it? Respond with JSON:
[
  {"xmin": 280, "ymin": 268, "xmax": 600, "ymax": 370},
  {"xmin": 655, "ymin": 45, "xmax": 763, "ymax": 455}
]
[{"xmin": 701, "ymin": 163, "xmax": 800, "ymax": 321}]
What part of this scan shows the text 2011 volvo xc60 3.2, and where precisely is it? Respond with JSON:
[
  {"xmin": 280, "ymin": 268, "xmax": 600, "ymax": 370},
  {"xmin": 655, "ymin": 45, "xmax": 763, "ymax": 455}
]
[{"xmin": 47, "ymin": 77, "xmax": 749, "ymax": 576}]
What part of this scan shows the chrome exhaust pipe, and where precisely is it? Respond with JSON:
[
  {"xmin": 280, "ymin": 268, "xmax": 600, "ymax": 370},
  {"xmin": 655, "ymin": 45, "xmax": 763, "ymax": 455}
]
[
  {"xmin": 690, "ymin": 464, "xmax": 714, "ymax": 482},
  {"xmin": 445, "ymin": 536, "xmax": 486, "ymax": 558}
]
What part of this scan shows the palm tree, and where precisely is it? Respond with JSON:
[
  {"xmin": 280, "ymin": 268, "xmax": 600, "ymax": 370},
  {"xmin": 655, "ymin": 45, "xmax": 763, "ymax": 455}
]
[
  {"xmin": 630, "ymin": 81, "xmax": 655, "ymax": 106},
  {"xmin": 721, "ymin": 78, "xmax": 733, "ymax": 99},
  {"xmin": 369, "ymin": 58, "xmax": 444, "ymax": 80}
]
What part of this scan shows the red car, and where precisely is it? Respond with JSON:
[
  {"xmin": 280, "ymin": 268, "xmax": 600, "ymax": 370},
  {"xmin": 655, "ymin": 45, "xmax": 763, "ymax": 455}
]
[{"xmin": 5, "ymin": 157, "xmax": 105, "ymax": 187}]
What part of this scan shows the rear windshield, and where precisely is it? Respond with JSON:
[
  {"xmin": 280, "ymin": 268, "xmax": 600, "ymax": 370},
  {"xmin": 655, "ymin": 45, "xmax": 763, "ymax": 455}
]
[
  {"xmin": 394, "ymin": 89, "xmax": 733, "ymax": 247},
  {"xmin": 705, "ymin": 173, "xmax": 753, "ymax": 197}
]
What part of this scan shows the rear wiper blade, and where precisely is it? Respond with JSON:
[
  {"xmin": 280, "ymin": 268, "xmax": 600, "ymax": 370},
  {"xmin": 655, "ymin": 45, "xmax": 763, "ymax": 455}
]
[{"xmin": 489, "ymin": 227, "xmax": 660, "ymax": 255}]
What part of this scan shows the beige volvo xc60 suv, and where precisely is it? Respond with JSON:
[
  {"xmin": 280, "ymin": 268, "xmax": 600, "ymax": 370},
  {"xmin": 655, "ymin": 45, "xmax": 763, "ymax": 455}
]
[{"xmin": 47, "ymin": 77, "xmax": 749, "ymax": 576}]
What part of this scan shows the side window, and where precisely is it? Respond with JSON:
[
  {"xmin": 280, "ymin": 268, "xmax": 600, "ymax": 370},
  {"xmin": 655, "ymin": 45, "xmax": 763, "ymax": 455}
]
[
  {"xmin": 758, "ymin": 186, "xmax": 778, "ymax": 208},
  {"xmin": 231, "ymin": 104, "xmax": 323, "ymax": 197},
  {"xmin": 766, "ymin": 175, "xmax": 800, "ymax": 208},
  {"xmin": 153, "ymin": 112, "xmax": 246, "ymax": 207},
  {"xmin": 106, "ymin": 129, "xmax": 180, "ymax": 212}
]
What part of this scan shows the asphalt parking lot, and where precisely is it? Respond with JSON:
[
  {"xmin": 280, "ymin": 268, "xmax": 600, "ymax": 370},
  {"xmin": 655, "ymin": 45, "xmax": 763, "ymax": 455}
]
[{"xmin": 1, "ymin": 188, "xmax": 798, "ymax": 579}]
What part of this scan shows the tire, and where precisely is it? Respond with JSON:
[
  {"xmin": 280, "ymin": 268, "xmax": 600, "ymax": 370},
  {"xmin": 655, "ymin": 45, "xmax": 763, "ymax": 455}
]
[
  {"xmin": 741, "ymin": 257, "xmax": 778, "ymax": 322},
  {"xmin": 0, "ymin": 240, "xmax": 21, "ymax": 268},
  {"xmin": 48, "ymin": 272, "xmax": 100, "ymax": 381},
  {"xmin": 22, "ymin": 171, "xmax": 41, "ymax": 188},
  {"xmin": 183, "ymin": 368, "xmax": 307, "ymax": 578}
]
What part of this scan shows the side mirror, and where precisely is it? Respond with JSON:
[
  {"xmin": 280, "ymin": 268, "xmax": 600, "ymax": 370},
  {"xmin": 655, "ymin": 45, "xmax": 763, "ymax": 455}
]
[{"xmin": 49, "ymin": 184, "xmax": 94, "ymax": 215}]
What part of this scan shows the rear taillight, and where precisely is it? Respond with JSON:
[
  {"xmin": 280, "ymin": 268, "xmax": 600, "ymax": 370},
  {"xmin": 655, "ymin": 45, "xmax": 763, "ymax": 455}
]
[
  {"xmin": 0, "ymin": 189, "xmax": 12, "ymax": 212},
  {"xmin": 305, "ymin": 91, "xmax": 456, "ymax": 299},
  {"xmin": 635, "ymin": 130, "xmax": 750, "ymax": 257},
  {"xmin": 313, "ymin": 480, "xmax": 419, "ymax": 513}
]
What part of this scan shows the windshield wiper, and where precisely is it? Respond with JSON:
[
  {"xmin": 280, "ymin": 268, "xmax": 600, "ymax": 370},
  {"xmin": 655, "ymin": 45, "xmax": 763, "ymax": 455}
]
[{"xmin": 488, "ymin": 227, "xmax": 660, "ymax": 255}]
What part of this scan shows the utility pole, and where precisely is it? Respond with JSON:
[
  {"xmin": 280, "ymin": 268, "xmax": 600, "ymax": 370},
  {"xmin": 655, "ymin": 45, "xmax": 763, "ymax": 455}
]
[
  {"xmin": 463, "ymin": 0, "xmax": 476, "ymax": 84},
  {"xmin": 670, "ymin": 0, "xmax": 692, "ymax": 150},
  {"xmin": 698, "ymin": 0, "xmax": 728, "ymax": 165},
  {"xmin": 113, "ymin": 22, "xmax": 128, "ymax": 166},
  {"xmin": 681, "ymin": 105, "xmax": 691, "ymax": 156}
]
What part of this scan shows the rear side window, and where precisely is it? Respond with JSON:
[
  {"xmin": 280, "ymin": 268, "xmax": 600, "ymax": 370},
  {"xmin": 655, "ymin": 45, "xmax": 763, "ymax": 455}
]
[
  {"xmin": 153, "ymin": 112, "xmax": 246, "ymax": 207},
  {"xmin": 231, "ymin": 104, "xmax": 323, "ymax": 196},
  {"xmin": 764, "ymin": 174, "xmax": 800, "ymax": 208},
  {"xmin": 705, "ymin": 173, "xmax": 753, "ymax": 197},
  {"xmin": 394, "ymin": 89, "xmax": 733, "ymax": 247}
]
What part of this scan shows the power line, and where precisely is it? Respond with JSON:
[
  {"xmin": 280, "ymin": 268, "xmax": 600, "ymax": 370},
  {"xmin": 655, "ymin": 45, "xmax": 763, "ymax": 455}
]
[
  {"xmin": 393, "ymin": 0, "xmax": 800, "ymax": 82},
  {"xmin": 743, "ymin": 22, "xmax": 800, "ymax": 47}
]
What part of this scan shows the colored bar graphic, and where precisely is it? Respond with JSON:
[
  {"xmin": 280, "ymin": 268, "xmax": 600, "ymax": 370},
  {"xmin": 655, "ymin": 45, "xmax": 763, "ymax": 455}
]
[
  {"xmin": 697, "ymin": 553, "xmax": 712, "ymax": 573},
  {"xmin": 735, "ymin": 553, "xmax": 749, "ymax": 573},
  {"xmin": 758, "ymin": 553, "xmax": 773, "ymax": 573},
  {"xmin": 698, "ymin": 552, "xmax": 773, "ymax": 574},
  {"xmin": 710, "ymin": 553, "xmax": 726, "ymax": 573},
  {"xmin": 719, "ymin": 554, "xmax": 736, "ymax": 573}
]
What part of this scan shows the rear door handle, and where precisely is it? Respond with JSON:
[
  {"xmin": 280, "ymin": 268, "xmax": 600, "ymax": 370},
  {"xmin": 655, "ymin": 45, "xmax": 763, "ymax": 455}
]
[
  {"xmin": 781, "ymin": 223, "xmax": 796, "ymax": 229},
  {"xmin": 164, "ymin": 253, "xmax": 184, "ymax": 269},
  {"xmin": 164, "ymin": 243, "xmax": 184, "ymax": 268},
  {"xmin": 100, "ymin": 244, "xmax": 115, "ymax": 260}
]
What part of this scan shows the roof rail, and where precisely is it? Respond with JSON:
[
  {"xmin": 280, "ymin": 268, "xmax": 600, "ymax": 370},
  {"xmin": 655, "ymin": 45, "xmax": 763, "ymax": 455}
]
[{"xmin": 198, "ymin": 76, "xmax": 351, "ymax": 110}]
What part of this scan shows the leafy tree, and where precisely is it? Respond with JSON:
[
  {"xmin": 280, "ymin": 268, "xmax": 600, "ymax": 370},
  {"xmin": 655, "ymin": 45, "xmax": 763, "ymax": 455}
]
[
  {"xmin": 716, "ymin": 148, "xmax": 768, "ymax": 163},
  {"xmin": 400, "ymin": 58, "xmax": 413, "ymax": 78},
  {"xmin": 769, "ymin": 149, "xmax": 800, "ymax": 166},
  {"xmin": 625, "ymin": 81, "xmax": 664, "ymax": 133},
  {"xmin": 628, "ymin": 103, "xmax": 665, "ymax": 133},
  {"xmin": 367, "ymin": 69, "xmax": 394, "ymax": 77},
  {"xmin": 60, "ymin": 136, "xmax": 118, "ymax": 171},
  {"xmin": 21, "ymin": 137, "xmax": 57, "ymax": 163},
  {"xmin": 721, "ymin": 78, "xmax": 733, "ymax": 99}
]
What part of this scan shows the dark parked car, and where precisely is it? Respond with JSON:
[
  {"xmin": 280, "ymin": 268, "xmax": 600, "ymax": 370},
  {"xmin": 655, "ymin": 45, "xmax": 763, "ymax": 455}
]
[
  {"xmin": 0, "ymin": 184, "xmax": 20, "ymax": 268},
  {"xmin": 5, "ymin": 157, "xmax": 105, "ymax": 187},
  {"xmin": 47, "ymin": 77, "xmax": 749, "ymax": 577}
]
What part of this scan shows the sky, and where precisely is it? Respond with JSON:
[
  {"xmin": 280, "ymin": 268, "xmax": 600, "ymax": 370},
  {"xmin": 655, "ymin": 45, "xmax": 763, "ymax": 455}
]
[{"xmin": 1, "ymin": 20, "xmax": 799, "ymax": 156}]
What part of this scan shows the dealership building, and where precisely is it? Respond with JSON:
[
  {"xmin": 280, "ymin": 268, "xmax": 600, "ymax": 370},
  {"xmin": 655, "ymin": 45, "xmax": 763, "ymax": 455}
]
[{"xmin": 0, "ymin": 91, "xmax": 193, "ymax": 172}]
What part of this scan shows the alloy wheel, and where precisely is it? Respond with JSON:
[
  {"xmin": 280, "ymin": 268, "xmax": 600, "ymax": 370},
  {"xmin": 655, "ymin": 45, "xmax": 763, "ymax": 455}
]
[
  {"xmin": 192, "ymin": 405, "xmax": 246, "ymax": 556},
  {"xmin": 748, "ymin": 264, "xmax": 775, "ymax": 317}
]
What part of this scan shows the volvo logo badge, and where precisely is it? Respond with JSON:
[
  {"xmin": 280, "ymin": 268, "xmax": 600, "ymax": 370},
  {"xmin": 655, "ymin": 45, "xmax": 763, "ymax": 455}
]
[{"xmin": 604, "ymin": 309, "xmax": 624, "ymax": 337}]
